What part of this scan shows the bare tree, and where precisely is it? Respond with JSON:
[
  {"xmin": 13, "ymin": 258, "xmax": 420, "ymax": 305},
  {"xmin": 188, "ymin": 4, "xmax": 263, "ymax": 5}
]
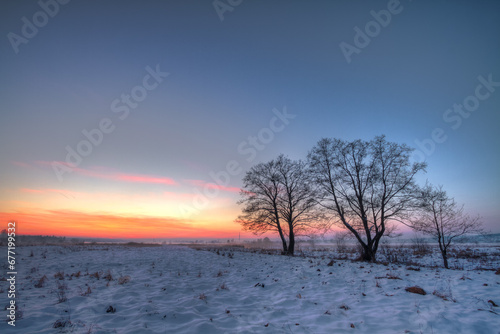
[
  {"xmin": 274, "ymin": 155, "xmax": 324, "ymax": 255},
  {"xmin": 236, "ymin": 158, "xmax": 289, "ymax": 253},
  {"xmin": 410, "ymin": 184, "xmax": 483, "ymax": 269},
  {"xmin": 308, "ymin": 135, "xmax": 426, "ymax": 262},
  {"xmin": 237, "ymin": 155, "xmax": 323, "ymax": 255}
]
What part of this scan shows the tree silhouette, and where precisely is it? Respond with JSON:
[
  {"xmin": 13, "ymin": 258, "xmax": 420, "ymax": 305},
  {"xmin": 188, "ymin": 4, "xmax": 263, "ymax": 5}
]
[
  {"xmin": 410, "ymin": 184, "xmax": 483, "ymax": 268},
  {"xmin": 308, "ymin": 135, "xmax": 426, "ymax": 262},
  {"xmin": 237, "ymin": 155, "xmax": 323, "ymax": 255}
]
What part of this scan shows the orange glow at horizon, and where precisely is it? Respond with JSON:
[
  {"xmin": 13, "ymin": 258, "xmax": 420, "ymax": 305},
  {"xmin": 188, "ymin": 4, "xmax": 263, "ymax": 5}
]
[{"xmin": 0, "ymin": 210, "xmax": 242, "ymax": 239}]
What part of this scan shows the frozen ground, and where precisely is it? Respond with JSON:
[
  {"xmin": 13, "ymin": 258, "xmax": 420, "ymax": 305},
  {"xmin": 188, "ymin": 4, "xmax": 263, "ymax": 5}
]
[{"xmin": 1, "ymin": 244, "xmax": 499, "ymax": 333}]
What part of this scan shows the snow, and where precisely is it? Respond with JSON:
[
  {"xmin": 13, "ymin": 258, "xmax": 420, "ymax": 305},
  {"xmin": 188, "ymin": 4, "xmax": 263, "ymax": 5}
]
[{"xmin": 1, "ymin": 244, "xmax": 499, "ymax": 333}]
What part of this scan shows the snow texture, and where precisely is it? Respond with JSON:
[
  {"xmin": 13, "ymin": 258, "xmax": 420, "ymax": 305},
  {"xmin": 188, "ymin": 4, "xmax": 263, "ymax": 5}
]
[{"xmin": 1, "ymin": 244, "xmax": 499, "ymax": 333}]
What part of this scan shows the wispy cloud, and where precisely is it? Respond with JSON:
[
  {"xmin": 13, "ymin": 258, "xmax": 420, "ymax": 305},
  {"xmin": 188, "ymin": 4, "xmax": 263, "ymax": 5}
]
[
  {"xmin": 32, "ymin": 161, "xmax": 177, "ymax": 186},
  {"xmin": 114, "ymin": 173, "xmax": 176, "ymax": 185}
]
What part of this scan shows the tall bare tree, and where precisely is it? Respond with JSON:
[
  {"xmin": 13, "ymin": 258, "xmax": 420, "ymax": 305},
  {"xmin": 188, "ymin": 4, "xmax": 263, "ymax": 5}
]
[
  {"xmin": 236, "ymin": 158, "xmax": 289, "ymax": 253},
  {"xmin": 274, "ymin": 155, "xmax": 323, "ymax": 255},
  {"xmin": 410, "ymin": 184, "xmax": 483, "ymax": 268},
  {"xmin": 237, "ymin": 155, "xmax": 323, "ymax": 255},
  {"xmin": 308, "ymin": 135, "xmax": 426, "ymax": 262}
]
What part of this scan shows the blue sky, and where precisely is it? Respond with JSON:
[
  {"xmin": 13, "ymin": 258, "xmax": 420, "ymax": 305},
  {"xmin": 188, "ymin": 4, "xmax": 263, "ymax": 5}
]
[{"xmin": 0, "ymin": 0, "xmax": 499, "ymax": 236}]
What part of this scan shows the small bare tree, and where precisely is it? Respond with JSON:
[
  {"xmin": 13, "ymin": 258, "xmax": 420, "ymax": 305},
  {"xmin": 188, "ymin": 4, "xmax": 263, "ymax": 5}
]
[
  {"xmin": 274, "ymin": 155, "xmax": 324, "ymax": 255},
  {"xmin": 237, "ymin": 155, "xmax": 323, "ymax": 255},
  {"xmin": 236, "ymin": 158, "xmax": 289, "ymax": 253},
  {"xmin": 410, "ymin": 184, "xmax": 483, "ymax": 269}
]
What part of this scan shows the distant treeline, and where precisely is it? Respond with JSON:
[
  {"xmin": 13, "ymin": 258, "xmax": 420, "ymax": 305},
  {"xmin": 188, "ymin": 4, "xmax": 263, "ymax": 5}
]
[{"xmin": 0, "ymin": 233, "xmax": 81, "ymax": 246}]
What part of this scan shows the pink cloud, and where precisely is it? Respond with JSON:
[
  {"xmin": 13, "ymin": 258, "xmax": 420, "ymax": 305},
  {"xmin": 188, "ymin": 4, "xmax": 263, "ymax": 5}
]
[
  {"xmin": 34, "ymin": 161, "xmax": 177, "ymax": 186},
  {"xmin": 185, "ymin": 179, "xmax": 241, "ymax": 193},
  {"xmin": 76, "ymin": 168, "xmax": 177, "ymax": 185},
  {"xmin": 114, "ymin": 174, "xmax": 176, "ymax": 185}
]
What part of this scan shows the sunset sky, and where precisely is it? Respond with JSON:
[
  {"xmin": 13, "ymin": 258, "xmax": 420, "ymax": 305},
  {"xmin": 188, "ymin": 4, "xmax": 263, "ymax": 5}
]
[{"xmin": 1, "ymin": 0, "xmax": 499, "ymax": 239}]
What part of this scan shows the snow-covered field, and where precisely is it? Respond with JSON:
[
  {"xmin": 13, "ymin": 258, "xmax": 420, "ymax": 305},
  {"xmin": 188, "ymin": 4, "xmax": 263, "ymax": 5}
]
[{"xmin": 1, "ymin": 244, "xmax": 499, "ymax": 333}]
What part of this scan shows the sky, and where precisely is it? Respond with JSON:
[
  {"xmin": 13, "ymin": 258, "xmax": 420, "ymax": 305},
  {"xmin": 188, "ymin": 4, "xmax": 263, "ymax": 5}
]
[{"xmin": 0, "ymin": 0, "xmax": 499, "ymax": 239}]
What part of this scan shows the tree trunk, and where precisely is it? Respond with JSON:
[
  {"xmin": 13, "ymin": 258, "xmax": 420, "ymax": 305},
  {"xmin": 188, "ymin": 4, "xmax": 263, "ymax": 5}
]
[
  {"xmin": 277, "ymin": 225, "xmax": 288, "ymax": 254},
  {"xmin": 287, "ymin": 230, "xmax": 295, "ymax": 256},
  {"xmin": 442, "ymin": 249, "xmax": 449, "ymax": 269},
  {"xmin": 280, "ymin": 237, "xmax": 288, "ymax": 254},
  {"xmin": 438, "ymin": 238, "xmax": 449, "ymax": 269},
  {"xmin": 360, "ymin": 242, "xmax": 376, "ymax": 262}
]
